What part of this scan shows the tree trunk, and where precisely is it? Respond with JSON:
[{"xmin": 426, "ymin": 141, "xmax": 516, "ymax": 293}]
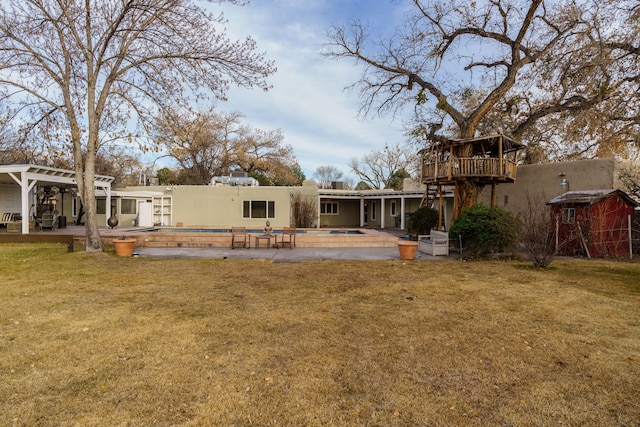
[
  {"xmin": 83, "ymin": 155, "xmax": 104, "ymax": 252},
  {"xmin": 455, "ymin": 181, "xmax": 483, "ymax": 218},
  {"xmin": 451, "ymin": 126, "xmax": 485, "ymax": 219}
]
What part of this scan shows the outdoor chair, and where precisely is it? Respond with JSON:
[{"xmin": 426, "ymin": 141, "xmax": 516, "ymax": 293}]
[
  {"xmin": 279, "ymin": 227, "xmax": 297, "ymax": 249},
  {"xmin": 39, "ymin": 211, "xmax": 58, "ymax": 231},
  {"xmin": 231, "ymin": 227, "xmax": 248, "ymax": 249},
  {"xmin": 0, "ymin": 212, "xmax": 14, "ymax": 227}
]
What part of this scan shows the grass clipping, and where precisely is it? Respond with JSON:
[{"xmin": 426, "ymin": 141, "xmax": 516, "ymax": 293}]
[{"xmin": 1, "ymin": 243, "xmax": 639, "ymax": 426}]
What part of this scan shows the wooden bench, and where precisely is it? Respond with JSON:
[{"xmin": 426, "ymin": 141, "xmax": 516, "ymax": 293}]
[{"xmin": 418, "ymin": 230, "xmax": 449, "ymax": 256}]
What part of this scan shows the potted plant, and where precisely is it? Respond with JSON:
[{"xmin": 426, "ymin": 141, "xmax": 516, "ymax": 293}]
[
  {"xmin": 113, "ymin": 236, "xmax": 136, "ymax": 257},
  {"xmin": 397, "ymin": 240, "xmax": 419, "ymax": 260}
]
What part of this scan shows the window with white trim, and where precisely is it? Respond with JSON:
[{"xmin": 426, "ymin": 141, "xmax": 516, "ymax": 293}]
[
  {"xmin": 320, "ymin": 201, "xmax": 339, "ymax": 215},
  {"xmin": 562, "ymin": 208, "xmax": 576, "ymax": 224},
  {"xmin": 243, "ymin": 200, "xmax": 275, "ymax": 218},
  {"xmin": 390, "ymin": 201, "xmax": 397, "ymax": 217}
]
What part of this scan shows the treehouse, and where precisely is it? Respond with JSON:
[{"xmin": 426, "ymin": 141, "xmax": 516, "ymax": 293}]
[{"xmin": 420, "ymin": 134, "xmax": 525, "ymax": 226}]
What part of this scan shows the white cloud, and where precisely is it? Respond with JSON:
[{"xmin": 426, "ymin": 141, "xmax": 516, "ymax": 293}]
[{"xmin": 205, "ymin": 0, "xmax": 411, "ymax": 179}]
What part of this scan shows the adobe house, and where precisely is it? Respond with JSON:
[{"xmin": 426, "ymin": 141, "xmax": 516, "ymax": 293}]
[
  {"xmin": 548, "ymin": 189, "xmax": 637, "ymax": 258},
  {"xmin": 113, "ymin": 181, "xmax": 425, "ymax": 230},
  {"xmin": 0, "ymin": 165, "xmax": 426, "ymax": 232}
]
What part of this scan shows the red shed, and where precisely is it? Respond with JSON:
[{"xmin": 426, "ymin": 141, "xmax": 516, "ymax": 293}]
[{"xmin": 548, "ymin": 189, "xmax": 637, "ymax": 258}]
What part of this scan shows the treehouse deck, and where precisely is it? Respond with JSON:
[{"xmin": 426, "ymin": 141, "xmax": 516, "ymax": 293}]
[
  {"xmin": 421, "ymin": 157, "xmax": 518, "ymax": 184},
  {"xmin": 420, "ymin": 134, "xmax": 524, "ymax": 186}
]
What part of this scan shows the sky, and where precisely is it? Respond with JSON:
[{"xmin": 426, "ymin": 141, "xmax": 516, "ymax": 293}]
[{"xmin": 205, "ymin": 0, "xmax": 413, "ymax": 181}]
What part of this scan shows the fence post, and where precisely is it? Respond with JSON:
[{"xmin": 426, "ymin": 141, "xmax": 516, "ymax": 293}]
[{"xmin": 629, "ymin": 215, "xmax": 633, "ymax": 260}]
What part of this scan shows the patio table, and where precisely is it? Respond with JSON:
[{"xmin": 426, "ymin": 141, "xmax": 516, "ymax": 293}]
[{"xmin": 253, "ymin": 234, "xmax": 273, "ymax": 248}]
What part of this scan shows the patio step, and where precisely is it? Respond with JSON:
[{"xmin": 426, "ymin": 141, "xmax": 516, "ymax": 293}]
[{"xmin": 138, "ymin": 228, "xmax": 400, "ymax": 248}]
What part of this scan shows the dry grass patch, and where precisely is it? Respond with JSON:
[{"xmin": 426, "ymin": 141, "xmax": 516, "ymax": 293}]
[{"xmin": 1, "ymin": 243, "xmax": 639, "ymax": 426}]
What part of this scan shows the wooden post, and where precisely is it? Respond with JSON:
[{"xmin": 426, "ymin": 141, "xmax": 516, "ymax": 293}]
[
  {"xmin": 453, "ymin": 183, "xmax": 459, "ymax": 220},
  {"xmin": 448, "ymin": 145, "xmax": 453, "ymax": 181},
  {"xmin": 555, "ymin": 215, "xmax": 559, "ymax": 254},
  {"xmin": 438, "ymin": 184, "xmax": 443, "ymax": 230},
  {"xmin": 577, "ymin": 222, "xmax": 591, "ymax": 259},
  {"xmin": 434, "ymin": 148, "xmax": 438, "ymax": 179},
  {"xmin": 498, "ymin": 135, "xmax": 504, "ymax": 176},
  {"xmin": 629, "ymin": 215, "xmax": 633, "ymax": 260}
]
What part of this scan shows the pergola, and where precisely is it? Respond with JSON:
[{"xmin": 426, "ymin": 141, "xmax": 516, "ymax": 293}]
[{"xmin": 0, "ymin": 164, "xmax": 114, "ymax": 234}]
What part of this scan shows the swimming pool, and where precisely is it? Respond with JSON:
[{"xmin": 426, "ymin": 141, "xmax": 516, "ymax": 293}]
[{"xmin": 140, "ymin": 227, "xmax": 364, "ymax": 235}]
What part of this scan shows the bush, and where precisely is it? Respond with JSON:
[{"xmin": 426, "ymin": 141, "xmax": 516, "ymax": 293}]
[
  {"xmin": 450, "ymin": 205, "xmax": 521, "ymax": 259},
  {"xmin": 408, "ymin": 206, "xmax": 439, "ymax": 236},
  {"xmin": 517, "ymin": 192, "xmax": 556, "ymax": 268}
]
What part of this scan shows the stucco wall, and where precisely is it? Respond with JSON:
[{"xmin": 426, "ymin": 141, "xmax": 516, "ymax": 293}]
[
  {"xmin": 320, "ymin": 199, "xmax": 360, "ymax": 227},
  {"xmin": 479, "ymin": 159, "xmax": 617, "ymax": 214},
  {"xmin": 123, "ymin": 183, "xmax": 318, "ymax": 228}
]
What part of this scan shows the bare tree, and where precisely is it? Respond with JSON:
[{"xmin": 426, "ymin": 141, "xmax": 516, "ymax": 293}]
[
  {"xmin": 618, "ymin": 162, "xmax": 640, "ymax": 202},
  {"xmin": 291, "ymin": 191, "xmax": 317, "ymax": 228},
  {"xmin": 153, "ymin": 107, "xmax": 299, "ymax": 185},
  {"xmin": 517, "ymin": 192, "xmax": 556, "ymax": 268},
  {"xmin": 313, "ymin": 165, "xmax": 345, "ymax": 189},
  {"xmin": 325, "ymin": 0, "xmax": 639, "ymax": 212},
  {"xmin": 94, "ymin": 148, "xmax": 144, "ymax": 187},
  {"xmin": 0, "ymin": 0, "xmax": 275, "ymax": 251},
  {"xmin": 349, "ymin": 143, "xmax": 415, "ymax": 189}
]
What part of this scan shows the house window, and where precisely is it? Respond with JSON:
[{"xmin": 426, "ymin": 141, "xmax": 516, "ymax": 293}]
[
  {"xmin": 371, "ymin": 201, "xmax": 377, "ymax": 221},
  {"xmin": 96, "ymin": 198, "xmax": 106, "ymax": 215},
  {"xmin": 120, "ymin": 199, "xmax": 136, "ymax": 215},
  {"xmin": 72, "ymin": 198, "xmax": 78, "ymax": 217},
  {"xmin": 390, "ymin": 201, "xmax": 397, "ymax": 217},
  {"xmin": 562, "ymin": 208, "xmax": 576, "ymax": 224},
  {"xmin": 320, "ymin": 202, "xmax": 339, "ymax": 215},
  {"xmin": 243, "ymin": 200, "xmax": 275, "ymax": 218}
]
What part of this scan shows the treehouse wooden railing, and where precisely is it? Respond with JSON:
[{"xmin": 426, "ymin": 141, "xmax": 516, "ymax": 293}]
[{"xmin": 421, "ymin": 158, "xmax": 518, "ymax": 183}]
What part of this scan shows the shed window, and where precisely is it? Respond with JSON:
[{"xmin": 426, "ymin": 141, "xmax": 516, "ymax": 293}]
[
  {"xmin": 562, "ymin": 208, "xmax": 576, "ymax": 224},
  {"xmin": 243, "ymin": 200, "xmax": 275, "ymax": 218}
]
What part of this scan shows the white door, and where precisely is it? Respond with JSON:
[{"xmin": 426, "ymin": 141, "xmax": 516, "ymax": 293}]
[{"xmin": 137, "ymin": 201, "xmax": 153, "ymax": 226}]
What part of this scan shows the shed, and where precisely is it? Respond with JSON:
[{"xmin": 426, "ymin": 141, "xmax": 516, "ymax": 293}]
[{"xmin": 547, "ymin": 189, "xmax": 637, "ymax": 258}]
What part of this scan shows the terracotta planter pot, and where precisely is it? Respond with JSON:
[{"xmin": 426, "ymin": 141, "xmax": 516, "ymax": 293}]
[
  {"xmin": 397, "ymin": 240, "xmax": 419, "ymax": 260},
  {"xmin": 113, "ymin": 238, "xmax": 136, "ymax": 257}
]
